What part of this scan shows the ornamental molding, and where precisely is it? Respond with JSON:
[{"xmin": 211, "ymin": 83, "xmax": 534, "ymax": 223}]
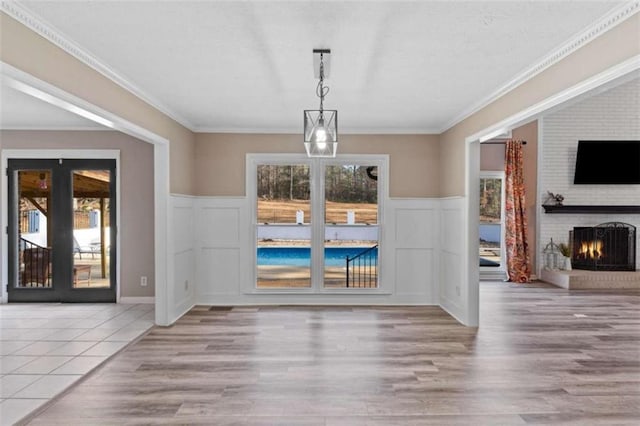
[
  {"xmin": 0, "ymin": 1, "xmax": 194, "ymax": 130},
  {"xmin": 440, "ymin": 1, "xmax": 640, "ymax": 133}
]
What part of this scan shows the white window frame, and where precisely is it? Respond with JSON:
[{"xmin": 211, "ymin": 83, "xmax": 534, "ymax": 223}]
[
  {"xmin": 246, "ymin": 153, "xmax": 388, "ymax": 294},
  {"xmin": 479, "ymin": 171, "xmax": 506, "ymax": 274}
]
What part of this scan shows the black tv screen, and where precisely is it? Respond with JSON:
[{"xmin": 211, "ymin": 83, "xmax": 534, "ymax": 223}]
[{"xmin": 574, "ymin": 141, "xmax": 640, "ymax": 184}]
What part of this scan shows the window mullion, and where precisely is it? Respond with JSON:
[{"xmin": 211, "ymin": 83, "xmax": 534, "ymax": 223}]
[{"xmin": 311, "ymin": 159, "xmax": 325, "ymax": 290}]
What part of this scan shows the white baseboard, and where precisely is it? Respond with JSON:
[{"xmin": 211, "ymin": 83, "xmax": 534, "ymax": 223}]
[{"xmin": 119, "ymin": 296, "xmax": 155, "ymax": 304}]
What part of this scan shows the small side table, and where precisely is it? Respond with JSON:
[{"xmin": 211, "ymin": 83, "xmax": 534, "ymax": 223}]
[{"xmin": 74, "ymin": 264, "xmax": 92, "ymax": 286}]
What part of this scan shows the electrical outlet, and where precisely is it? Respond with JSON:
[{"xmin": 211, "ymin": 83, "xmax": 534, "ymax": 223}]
[
  {"xmin": 184, "ymin": 280, "xmax": 189, "ymax": 290},
  {"xmin": 140, "ymin": 276, "xmax": 148, "ymax": 287}
]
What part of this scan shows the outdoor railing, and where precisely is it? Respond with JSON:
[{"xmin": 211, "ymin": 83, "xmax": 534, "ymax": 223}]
[
  {"xmin": 20, "ymin": 238, "xmax": 52, "ymax": 287},
  {"xmin": 346, "ymin": 244, "xmax": 378, "ymax": 288}
]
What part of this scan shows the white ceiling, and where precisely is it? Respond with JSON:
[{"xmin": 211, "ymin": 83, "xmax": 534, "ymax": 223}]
[{"xmin": 5, "ymin": 1, "xmax": 627, "ymax": 133}]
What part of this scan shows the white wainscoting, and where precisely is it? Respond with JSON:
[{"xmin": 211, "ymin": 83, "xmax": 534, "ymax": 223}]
[
  {"xmin": 387, "ymin": 199, "xmax": 440, "ymax": 303},
  {"xmin": 438, "ymin": 197, "xmax": 467, "ymax": 323},
  {"xmin": 195, "ymin": 197, "xmax": 250, "ymax": 301},
  {"xmin": 194, "ymin": 197, "xmax": 442, "ymax": 305},
  {"xmin": 170, "ymin": 195, "xmax": 196, "ymax": 323}
]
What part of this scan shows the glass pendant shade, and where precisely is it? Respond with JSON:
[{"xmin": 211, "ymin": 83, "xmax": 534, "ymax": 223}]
[{"xmin": 304, "ymin": 110, "xmax": 338, "ymax": 157}]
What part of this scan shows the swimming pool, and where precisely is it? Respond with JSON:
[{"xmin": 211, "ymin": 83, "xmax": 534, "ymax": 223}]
[{"xmin": 257, "ymin": 247, "xmax": 378, "ymax": 267}]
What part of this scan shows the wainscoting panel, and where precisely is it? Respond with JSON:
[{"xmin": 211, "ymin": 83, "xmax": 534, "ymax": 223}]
[
  {"xmin": 198, "ymin": 248, "xmax": 241, "ymax": 296},
  {"xmin": 395, "ymin": 248, "xmax": 434, "ymax": 298},
  {"xmin": 395, "ymin": 208, "xmax": 437, "ymax": 248},
  {"xmin": 439, "ymin": 197, "xmax": 466, "ymax": 323},
  {"xmin": 387, "ymin": 199, "xmax": 440, "ymax": 303},
  {"xmin": 171, "ymin": 195, "xmax": 196, "ymax": 323},
  {"xmin": 195, "ymin": 198, "xmax": 249, "ymax": 301},
  {"xmin": 192, "ymin": 197, "xmax": 452, "ymax": 308},
  {"xmin": 197, "ymin": 207, "xmax": 240, "ymax": 247}
]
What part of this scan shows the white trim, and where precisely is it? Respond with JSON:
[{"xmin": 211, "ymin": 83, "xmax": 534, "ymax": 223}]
[
  {"xmin": 119, "ymin": 297, "xmax": 155, "ymax": 304},
  {"xmin": 440, "ymin": 1, "xmax": 640, "ymax": 133},
  {"xmin": 0, "ymin": 126, "xmax": 108, "ymax": 131},
  {"xmin": 465, "ymin": 56, "xmax": 640, "ymax": 144},
  {"xmin": 463, "ymin": 57, "xmax": 640, "ymax": 326},
  {"xmin": 0, "ymin": 1, "xmax": 194, "ymax": 131},
  {"xmin": 193, "ymin": 126, "xmax": 442, "ymax": 135},
  {"xmin": 1, "ymin": 149, "xmax": 121, "ymax": 304},
  {"xmin": 465, "ymin": 141, "xmax": 480, "ymax": 327},
  {"xmin": 0, "ymin": 64, "xmax": 174, "ymax": 326}
]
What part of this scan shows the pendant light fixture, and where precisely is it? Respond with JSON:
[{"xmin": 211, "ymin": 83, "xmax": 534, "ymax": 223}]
[{"xmin": 304, "ymin": 49, "xmax": 337, "ymax": 157}]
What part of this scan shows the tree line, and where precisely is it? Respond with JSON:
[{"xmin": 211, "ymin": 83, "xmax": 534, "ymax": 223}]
[{"xmin": 257, "ymin": 165, "xmax": 377, "ymax": 203}]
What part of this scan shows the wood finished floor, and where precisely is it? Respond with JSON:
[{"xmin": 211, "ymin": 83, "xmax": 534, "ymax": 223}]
[{"xmin": 24, "ymin": 282, "xmax": 640, "ymax": 425}]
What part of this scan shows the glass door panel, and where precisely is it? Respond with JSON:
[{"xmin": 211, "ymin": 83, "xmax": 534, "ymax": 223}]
[
  {"xmin": 15, "ymin": 170, "xmax": 53, "ymax": 288},
  {"xmin": 256, "ymin": 164, "xmax": 311, "ymax": 288},
  {"xmin": 324, "ymin": 165, "xmax": 379, "ymax": 288},
  {"xmin": 479, "ymin": 176, "xmax": 504, "ymax": 269},
  {"xmin": 72, "ymin": 170, "xmax": 111, "ymax": 289}
]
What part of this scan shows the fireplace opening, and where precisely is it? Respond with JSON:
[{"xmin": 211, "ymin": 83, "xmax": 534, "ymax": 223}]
[{"xmin": 571, "ymin": 222, "xmax": 636, "ymax": 271}]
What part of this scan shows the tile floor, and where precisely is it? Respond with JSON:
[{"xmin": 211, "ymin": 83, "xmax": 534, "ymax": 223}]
[{"xmin": 0, "ymin": 303, "xmax": 154, "ymax": 425}]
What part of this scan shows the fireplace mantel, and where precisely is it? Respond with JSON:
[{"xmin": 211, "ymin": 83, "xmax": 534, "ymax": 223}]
[{"xmin": 543, "ymin": 205, "xmax": 640, "ymax": 214}]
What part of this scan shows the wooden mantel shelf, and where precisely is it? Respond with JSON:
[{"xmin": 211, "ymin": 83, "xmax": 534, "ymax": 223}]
[{"xmin": 542, "ymin": 205, "xmax": 640, "ymax": 214}]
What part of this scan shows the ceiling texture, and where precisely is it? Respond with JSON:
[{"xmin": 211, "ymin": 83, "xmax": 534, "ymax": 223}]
[{"xmin": 2, "ymin": 1, "xmax": 629, "ymax": 133}]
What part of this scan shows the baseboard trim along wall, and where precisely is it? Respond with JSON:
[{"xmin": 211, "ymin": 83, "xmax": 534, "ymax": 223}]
[{"xmin": 119, "ymin": 297, "xmax": 155, "ymax": 304}]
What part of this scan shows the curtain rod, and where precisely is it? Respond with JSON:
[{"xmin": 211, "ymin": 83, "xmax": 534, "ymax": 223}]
[{"xmin": 482, "ymin": 140, "xmax": 527, "ymax": 145}]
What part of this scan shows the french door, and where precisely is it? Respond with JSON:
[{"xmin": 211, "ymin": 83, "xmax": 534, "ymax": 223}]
[{"xmin": 8, "ymin": 159, "xmax": 116, "ymax": 302}]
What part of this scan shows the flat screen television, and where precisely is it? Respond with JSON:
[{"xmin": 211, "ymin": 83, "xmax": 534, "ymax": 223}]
[{"xmin": 574, "ymin": 140, "xmax": 640, "ymax": 184}]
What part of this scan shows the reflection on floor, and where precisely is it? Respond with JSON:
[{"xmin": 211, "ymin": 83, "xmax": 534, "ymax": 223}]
[{"xmin": 0, "ymin": 303, "xmax": 153, "ymax": 425}]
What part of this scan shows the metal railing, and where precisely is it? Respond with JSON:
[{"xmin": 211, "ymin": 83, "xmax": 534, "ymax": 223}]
[
  {"xmin": 20, "ymin": 238, "xmax": 51, "ymax": 287},
  {"xmin": 346, "ymin": 244, "xmax": 378, "ymax": 288}
]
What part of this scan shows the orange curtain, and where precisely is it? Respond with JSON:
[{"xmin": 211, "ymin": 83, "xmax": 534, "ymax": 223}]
[{"xmin": 505, "ymin": 140, "xmax": 530, "ymax": 283}]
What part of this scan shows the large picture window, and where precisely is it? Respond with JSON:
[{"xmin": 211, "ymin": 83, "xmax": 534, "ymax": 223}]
[{"xmin": 250, "ymin": 155, "xmax": 385, "ymax": 291}]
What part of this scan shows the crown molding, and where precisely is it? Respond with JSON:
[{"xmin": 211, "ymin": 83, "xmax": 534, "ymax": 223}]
[
  {"xmin": 0, "ymin": 125, "xmax": 109, "ymax": 131},
  {"xmin": 0, "ymin": 1, "xmax": 195, "ymax": 131},
  {"xmin": 439, "ymin": 1, "xmax": 640, "ymax": 133},
  {"xmin": 193, "ymin": 126, "xmax": 441, "ymax": 135}
]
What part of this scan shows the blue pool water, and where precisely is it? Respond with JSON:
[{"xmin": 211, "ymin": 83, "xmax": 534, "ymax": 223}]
[{"xmin": 257, "ymin": 247, "xmax": 378, "ymax": 267}]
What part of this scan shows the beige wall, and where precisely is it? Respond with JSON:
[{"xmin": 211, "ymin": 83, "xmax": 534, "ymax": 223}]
[
  {"xmin": 480, "ymin": 144, "xmax": 505, "ymax": 171},
  {"xmin": 195, "ymin": 133, "xmax": 440, "ymax": 198},
  {"xmin": 1, "ymin": 130, "xmax": 155, "ymax": 298},
  {"xmin": 479, "ymin": 121, "xmax": 539, "ymax": 275},
  {"xmin": 440, "ymin": 14, "xmax": 640, "ymax": 196},
  {"xmin": 0, "ymin": 13, "xmax": 196, "ymax": 194}
]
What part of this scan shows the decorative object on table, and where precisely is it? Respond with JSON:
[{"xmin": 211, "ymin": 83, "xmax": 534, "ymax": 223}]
[
  {"xmin": 542, "ymin": 238, "xmax": 562, "ymax": 270},
  {"xmin": 303, "ymin": 49, "xmax": 338, "ymax": 157},
  {"xmin": 544, "ymin": 191, "xmax": 564, "ymax": 206},
  {"xmin": 558, "ymin": 242, "xmax": 572, "ymax": 271}
]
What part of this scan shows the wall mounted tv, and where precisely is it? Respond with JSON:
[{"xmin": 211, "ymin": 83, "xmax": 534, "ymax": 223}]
[{"xmin": 574, "ymin": 140, "xmax": 640, "ymax": 184}]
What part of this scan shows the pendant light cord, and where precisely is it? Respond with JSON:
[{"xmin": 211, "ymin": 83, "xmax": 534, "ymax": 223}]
[{"xmin": 316, "ymin": 53, "xmax": 330, "ymax": 112}]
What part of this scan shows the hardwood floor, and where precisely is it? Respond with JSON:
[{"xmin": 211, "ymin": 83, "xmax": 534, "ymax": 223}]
[{"xmin": 24, "ymin": 282, "xmax": 640, "ymax": 425}]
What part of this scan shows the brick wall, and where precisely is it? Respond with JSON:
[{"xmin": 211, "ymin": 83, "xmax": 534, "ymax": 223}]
[{"xmin": 539, "ymin": 78, "xmax": 640, "ymax": 272}]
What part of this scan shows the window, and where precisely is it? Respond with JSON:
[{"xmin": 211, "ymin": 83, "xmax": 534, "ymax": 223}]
[
  {"xmin": 479, "ymin": 172, "xmax": 505, "ymax": 271},
  {"xmin": 250, "ymin": 155, "xmax": 385, "ymax": 291}
]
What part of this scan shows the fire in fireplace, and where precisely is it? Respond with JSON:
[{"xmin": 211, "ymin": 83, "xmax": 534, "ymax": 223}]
[{"xmin": 571, "ymin": 222, "xmax": 636, "ymax": 271}]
